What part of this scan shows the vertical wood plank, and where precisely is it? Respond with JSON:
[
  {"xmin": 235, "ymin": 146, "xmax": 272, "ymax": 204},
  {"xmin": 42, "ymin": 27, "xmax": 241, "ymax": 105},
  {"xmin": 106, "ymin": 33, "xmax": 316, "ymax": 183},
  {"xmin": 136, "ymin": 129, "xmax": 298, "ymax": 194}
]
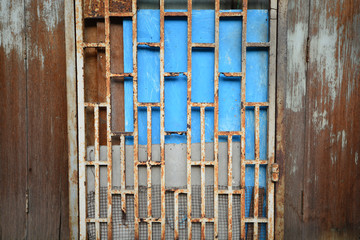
[
  {"xmin": 0, "ymin": 1, "xmax": 27, "ymax": 239},
  {"xmin": 25, "ymin": 0, "xmax": 69, "ymax": 238},
  {"xmin": 303, "ymin": 0, "xmax": 360, "ymax": 238}
]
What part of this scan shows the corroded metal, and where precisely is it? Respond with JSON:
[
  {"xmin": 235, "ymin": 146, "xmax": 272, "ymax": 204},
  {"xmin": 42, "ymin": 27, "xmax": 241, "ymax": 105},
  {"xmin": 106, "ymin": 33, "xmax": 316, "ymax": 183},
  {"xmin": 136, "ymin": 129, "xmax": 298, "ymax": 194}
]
[{"xmin": 75, "ymin": 0, "xmax": 277, "ymax": 239}]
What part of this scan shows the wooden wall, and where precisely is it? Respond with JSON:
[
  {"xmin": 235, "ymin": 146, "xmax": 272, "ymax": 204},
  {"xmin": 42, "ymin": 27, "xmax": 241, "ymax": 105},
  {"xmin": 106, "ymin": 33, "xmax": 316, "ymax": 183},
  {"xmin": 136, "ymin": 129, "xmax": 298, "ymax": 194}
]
[
  {"xmin": 1, "ymin": 0, "xmax": 359, "ymax": 239},
  {"xmin": 0, "ymin": 0, "xmax": 69, "ymax": 239},
  {"xmin": 278, "ymin": 0, "xmax": 360, "ymax": 239}
]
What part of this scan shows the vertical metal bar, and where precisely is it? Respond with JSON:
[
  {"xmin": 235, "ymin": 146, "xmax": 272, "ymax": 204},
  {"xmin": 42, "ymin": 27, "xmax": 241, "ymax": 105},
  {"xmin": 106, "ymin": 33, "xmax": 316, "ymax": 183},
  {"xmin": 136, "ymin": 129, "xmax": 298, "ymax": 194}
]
[
  {"xmin": 200, "ymin": 107, "xmax": 206, "ymax": 238},
  {"xmin": 174, "ymin": 191, "xmax": 179, "ymax": 239},
  {"xmin": 268, "ymin": 0, "xmax": 278, "ymax": 239},
  {"xmin": 104, "ymin": 0, "xmax": 113, "ymax": 238},
  {"xmin": 94, "ymin": 105, "xmax": 100, "ymax": 239},
  {"xmin": 147, "ymin": 106, "xmax": 152, "ymax": 222},
  {"xmin": 214, "ymin": 0, "xmax": 220, "ymax": 238},
  {"xmin": 65, "ymin": 0, "xmax": 79, "ymax": 236},
  {"xmin": 187, "ymin": 0, "xmax": 193, "ymax": 239},
  {"xmin": 227, "ymin": 136, "xmax": 233, "ymax": 239},
  {"xmin": 120, "ymin": 135, "xmax": 127, "ymax": 212},
  {"xmin": 159, "ymin": 0, "xmax": 166, "ymax": 238},
  {"xmin": 253, "ymin": 105, "xmax": 260, "ymax": 239},
  {"xmin": 132, "ymin": 0, "xmax": 139, "ymax": 238},
  {"xmin": 75, "ymin": 0, "xmax": 86, "ymax": 238},
  {"xmin": 240, "ymin": 0, "xmax": 248, "ymax": 239}
]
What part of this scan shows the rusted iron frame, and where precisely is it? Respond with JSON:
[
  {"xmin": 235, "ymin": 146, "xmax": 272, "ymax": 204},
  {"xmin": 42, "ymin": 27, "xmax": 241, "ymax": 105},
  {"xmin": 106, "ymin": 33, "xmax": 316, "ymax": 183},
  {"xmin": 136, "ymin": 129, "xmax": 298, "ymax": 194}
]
[
  {"xmin": 75, "ymin": 0, "xmax": 87, "ymax": 238},
  {"xmin": 132, "ymin": 0, "xmax": 139, "ymax": 237},
  {"xmin": 253, "ymin": 105, "xmax": 260, "ymax": 239},
  {"xmin": 192, "ymin": 43, "xmax": 215, "ymax": 48},
  {"xmin": 160, "ymin": 0, "xmax": 166, "ymax": 238},
  {"xmin": 228, "ymin": 136, "xmax": 233, "ymax": 238},
  {"xmin": 214, "ymin": 0, "xmax": 220, "ymax": 238},
  {"xmin": 200, "ymin": 106, "xmax": 206, "ymax": 237},
  {"xmin": 104, "ymin": 1, "xmax": 114, "ymax": 238},
  {"xmin": 65, "ymin": 0, "xmax": 78, "ymax": 237},
  {"xmin": 186, "ymin": 0, "xmax": 193, "ymax": 239},
  {"xmin": 240, "ymin": 1, "xmax": 248, "ymax": 239},
  {"xmin": 267, "ymin": 1, "xmax": 277, "ymax": 239}
]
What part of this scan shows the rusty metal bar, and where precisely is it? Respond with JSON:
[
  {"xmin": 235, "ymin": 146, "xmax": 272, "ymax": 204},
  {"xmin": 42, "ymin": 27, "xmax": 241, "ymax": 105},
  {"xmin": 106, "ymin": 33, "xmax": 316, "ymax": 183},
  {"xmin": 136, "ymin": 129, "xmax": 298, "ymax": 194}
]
[
  {"xmin": 138, "ymin": 42, "xmax": 161, "ymax": 48},
  {"xmin": 160, "ymin": 0, "xmax": 166, "ymax": 238},
  {"xmin": 82, "ymin": 42, "xmax": 106, "ymax": 48},
  {"xmin": 214, "ymin": 0, "xmax": 220, "ymax": 238},
  {"xmin": 132, "ymin": 0, "xmax": 139, "ymax": 237},
  {"xmin": 75, "ymin": 0, "xmax": 87, "ymax": 237},
  {"xmin": 146, "ymin": 107, "xmax": 152, "ymax": 234},
  {"xmin": 246, "ymin": 42, "xmax": 270, "ymax": 48},
  {"xmin": 267, "ymin": 1, "xmax": 278, "ymax": 238},
  {"xmin": 220, "ymin": 72, "xmax": 243, "ymax": 77},
  {"xmin": 94, "ymin": 105, "xmax": 101, "ymax": 239},
  {"xmin": 186, "ymin": 0, "xmax": 193, "ymax": 238},
  {"xmin": 227, "ymin": 136, "xmax": 233, "ymax": 239},
  {"xmin": 164, "ymin": 11, "xmax": 188, "ymax": 17},
  {"xmin": 110, "ymin": 73, "xmax": 134, "ymax": 78},
  {"xmin": 192, "ymin": 43, "xmax": 215, "ymax": 48},
  {"xmin": 253, "ymin": 106, "xmax": 260, "ymax": 239},
  {"xmin": 120, "ymin": 135, "xmax": 127, "ymax": 213},
  {"xmin": 200, "ymin": 107, "xmax": 206, "ymax": 237},
  {"xmin": 109, "ymin": 12, "xmax": 134, "ymax": 17},
  {"xmin": 219, "ymin": 11, "xmax": 243, "ymax": 17},
  {"xmin": 240, "ymin": 1, "xmax": 248, "ymax": 239}
]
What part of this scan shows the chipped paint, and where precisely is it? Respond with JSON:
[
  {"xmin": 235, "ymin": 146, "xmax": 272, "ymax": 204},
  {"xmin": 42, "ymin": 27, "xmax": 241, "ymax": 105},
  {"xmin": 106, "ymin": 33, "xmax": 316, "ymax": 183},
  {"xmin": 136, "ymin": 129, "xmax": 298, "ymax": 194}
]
[
  {"xmin": 286, "ymin": 22, "xmax": 307, "ymax": 112},
  {"xmin": 312, "ymin": 110, "xmax": 328, "ymax": 133},
  {"xmin": 37, "ymin": 0, "xmax": 62, "ymax": 32},
  {"xmin": 355, "ymin": 152, "xmax": 358, "ymax": 165},
  {"xmin": 0, "ymin": 1, "xmax": 24, "ymax": 56},
  {"xmin": 341, "ymin": 130, "xmax": 347, "ymax": 149}
]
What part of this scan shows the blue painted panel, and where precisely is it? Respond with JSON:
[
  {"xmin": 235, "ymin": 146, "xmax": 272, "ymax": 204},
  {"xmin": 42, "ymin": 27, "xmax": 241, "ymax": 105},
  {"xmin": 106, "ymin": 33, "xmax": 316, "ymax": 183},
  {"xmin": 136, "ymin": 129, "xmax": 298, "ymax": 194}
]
[
  {"xmin": 138, "ymin": 107, "xmax": 147, "ymax": 145},
  {"xmin": 192, "ymin": 10, "xmax": 215, "ymax": 43},
  {"xmin": 245, "ymin": 108, "xmax": 255, "ymax": 160},
  {"xmin": 123, "ymin": 18, "xmax": 133, "ymax": 73},
  {"xmin": 247, "ymin": 10, "xmax": 269, "ymax": 42},
  {"xmin": 259, "ymin": 108, "xmax": 267, "ymax": 160},
  {"xmin": 191, "ymin": 49, "xmax": 214, "ymax": 103},
  {"xmin": 219, "ymin": 76, "xmax": 241, "ymax": 131},
  {"xmin": 219, "ymin": 18, "xmax": 242, "ymax": 72},
  {"xmin": 137, "ymin": 47, "xmax": 160, "ymax": 103},
  {"xmin": 165, "ymin": 18, "xmax": 187, "ymax": 72},
  {"xmin": 165, "ymin": 76, "xmax": 187, "ymax": 132},
  {"xmin": 246, "ymin": 49, "xmax": 268, "ymax": 102},
  {"xmin": 137, "ymin": 10, "xmax": 160, "ymax": 43},
  {"xmin": 124, "ymin": 77, "xmax": 134, "ymax": 132}
]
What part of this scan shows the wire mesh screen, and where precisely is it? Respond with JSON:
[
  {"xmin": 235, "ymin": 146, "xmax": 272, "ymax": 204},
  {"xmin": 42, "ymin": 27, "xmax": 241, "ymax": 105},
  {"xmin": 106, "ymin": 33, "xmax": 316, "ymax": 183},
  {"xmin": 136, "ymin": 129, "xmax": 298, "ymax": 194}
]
[{"xmin": 76, "ymin": 0, "xmax": 277, "ymax": 239}]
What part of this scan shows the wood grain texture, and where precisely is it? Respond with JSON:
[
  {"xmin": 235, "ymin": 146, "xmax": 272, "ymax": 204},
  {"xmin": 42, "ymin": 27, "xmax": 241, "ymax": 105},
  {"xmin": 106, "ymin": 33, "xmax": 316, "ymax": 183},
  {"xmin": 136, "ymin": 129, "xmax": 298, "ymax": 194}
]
[
  {"xmin": 0, "ymin": 1, "xmax": 27, "ymax": 239},
  {"xmin": 25, "ymin": 0, "xmax": 69, "ymax": 238}
]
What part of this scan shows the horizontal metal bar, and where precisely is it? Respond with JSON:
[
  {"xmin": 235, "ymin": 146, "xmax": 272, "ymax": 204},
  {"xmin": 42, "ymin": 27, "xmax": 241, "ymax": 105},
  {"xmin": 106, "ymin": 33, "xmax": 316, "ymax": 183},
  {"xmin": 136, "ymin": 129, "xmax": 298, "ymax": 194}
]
[
  {"xmin": 164, "ymin": 11, "xmax": 188, "ymax": 17},
  {"xmin": 111, "ymin": 131, "xmax": 133, "ymax": 136},
  {"xmin": 218, "ymin": 131, "xmax": 243, "ymax": 136},
  {"xmin": 165, "ymin": 131, "xmax": 187, "ymax": 135},
  {"xmin": 245, "ymin": 160, "xmax": 268, "ymax": 165},
  {"xmin": 218, "ymin": 189, "xmax": 244, "ymax": 195},
  {"xmin": 136, "ymin": 102, "xmax": 161, "ymax": 107},
  {"xmin": 85, "ymin": 218, "xmax": 108, "ymax": 223},
  {"xmin": 84, "ymin": 161, "xmax": 108, "ymax": 166},
  {"xmin": 191, "ymin": 161, "xmax": 215, "ymax": 166},
  {"xmin": 110, "ymin": 73, "xmax": 134, "ymax": 78},
  {"xmin": 219, "ymin": 11, "xmax": 244, "ymax": 17},
  {"xmin": 164, "ymin": 72, "xmax": 187, "ymax": 77},
  {"xmin": 192, "ymin": 43, "xmax": 215, "ymax": 48},
  {"xmin": 136, "ymin": 161, "xmax": 162, "ymax": 166},
  {"xmin": 111, "ymin": 189, "xmax": 135, "ymax": 195},
  {"xmin": 138, "ymin": 218, "xmax": 162, "ymax": 223},
  {"xmin": 190, "ymin": 102, "xmax": 215, "ymax": 107},
  {"xmin": 137, "ymin": 42, "xmax": 160, "ymax": 48},
  {"xmin": 220, "ymin": 72, "xmax": 243, "ymax": 77},
  {"xmin": 82, "ymin": 42, "xmax": 106, "ymax": 48},
  {"xmin": 84, "ymin": 103, "xmax": 108, "ymax": 107},
  {"xmin": 246, "ymin": 42, "xmax": 270, "ymax": 48},
  {"xmin": 244, "ymin": 102, "xmax": 269, "ymax": 107},
  {"xmin": 191, "ymin": 218, "xmax": 215, "ymax": 223},
  {"xmin": 109, "ymin": 12, "xmax": 134, "ymax": 17},
  {"xmin": 245, "ymin": 217, "xmax": 269, "ymax": 223}
]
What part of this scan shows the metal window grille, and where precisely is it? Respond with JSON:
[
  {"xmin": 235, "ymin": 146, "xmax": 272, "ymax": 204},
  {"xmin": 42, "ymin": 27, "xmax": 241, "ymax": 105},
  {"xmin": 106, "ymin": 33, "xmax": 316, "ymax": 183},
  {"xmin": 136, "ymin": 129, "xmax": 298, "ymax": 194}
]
[{"xmin": 75, "ymin": 0, "xmax": 277, "ymax": 239}]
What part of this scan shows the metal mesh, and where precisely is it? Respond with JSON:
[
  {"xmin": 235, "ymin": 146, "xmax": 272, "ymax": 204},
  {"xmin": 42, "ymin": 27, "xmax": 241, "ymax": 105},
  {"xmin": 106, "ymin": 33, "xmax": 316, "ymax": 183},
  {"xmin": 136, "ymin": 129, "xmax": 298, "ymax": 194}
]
[{"xmin": 87, "ymin": 185, "xmax": 267, "ymax": 239}]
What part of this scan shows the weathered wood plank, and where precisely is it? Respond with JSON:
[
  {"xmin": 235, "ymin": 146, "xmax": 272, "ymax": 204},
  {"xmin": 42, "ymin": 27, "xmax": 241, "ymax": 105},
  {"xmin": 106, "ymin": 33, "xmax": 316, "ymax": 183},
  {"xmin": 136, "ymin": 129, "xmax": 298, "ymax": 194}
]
[
  {"xmin": 0, "ymin": 1, "xmax": 28, "ymax": 239},
  {"xmin": 283, "ymin": 0, "xmax": 310, "ymax": 239},
  {"xmin": 25, "ymin": 0, "xmax": 69, "ymax": 238},
  {"xmin": 303, "ymin": 0, "xmax": 360, "ymax": 238}
]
